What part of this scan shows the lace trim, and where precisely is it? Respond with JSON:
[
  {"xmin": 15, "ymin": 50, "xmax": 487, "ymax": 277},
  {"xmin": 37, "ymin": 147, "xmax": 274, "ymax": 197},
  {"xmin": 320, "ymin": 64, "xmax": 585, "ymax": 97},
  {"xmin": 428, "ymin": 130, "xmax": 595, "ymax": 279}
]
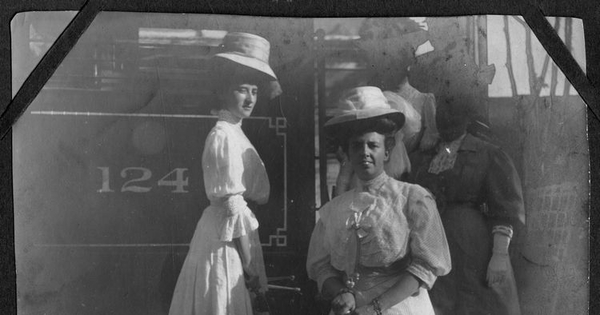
[{"xmin": 428, "ymin": 133, "xmax": 466, "ymax": 174}]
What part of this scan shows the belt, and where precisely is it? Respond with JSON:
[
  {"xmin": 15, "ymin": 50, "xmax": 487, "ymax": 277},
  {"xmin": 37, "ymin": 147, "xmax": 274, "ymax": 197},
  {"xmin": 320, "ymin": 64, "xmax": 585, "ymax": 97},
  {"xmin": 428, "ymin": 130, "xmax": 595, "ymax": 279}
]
[
  {"xmin": 355, "ymin": 255, "xmax": 412, "ymax": 277},
  {"xmin": 343, "ymin": 256, "xmax": 412, "ymax": 293}
]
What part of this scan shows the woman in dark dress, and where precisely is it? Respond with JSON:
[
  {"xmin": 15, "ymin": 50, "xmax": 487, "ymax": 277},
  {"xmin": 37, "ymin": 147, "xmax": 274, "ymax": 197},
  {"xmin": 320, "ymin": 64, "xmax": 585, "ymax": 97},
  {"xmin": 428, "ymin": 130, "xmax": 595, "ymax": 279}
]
[{"xmin": 408, "ymin": 96, "xmax": 525, "ymax": 315}]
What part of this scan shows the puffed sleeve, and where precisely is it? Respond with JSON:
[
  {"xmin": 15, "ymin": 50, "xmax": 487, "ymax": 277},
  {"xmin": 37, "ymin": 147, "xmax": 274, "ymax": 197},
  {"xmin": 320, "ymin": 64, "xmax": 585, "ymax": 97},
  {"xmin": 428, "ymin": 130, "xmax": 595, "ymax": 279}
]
[
  {"xmin": 485, "ymin": 147, "xmax": 526, "ymax": 230},
  {"xmin": 405, "ymin": 185, "xmax": 452, "ymax": 289},
  {"xmin": 306, "ymin": 216, "xmax": 343, "ymax": 293},
  {"xmin": 202, "ymin": 128, "xmax": 258, "ymax": 241},
  {"xmin": 202, "ymin": 128, "xmax": 246, "ymax": 199}
]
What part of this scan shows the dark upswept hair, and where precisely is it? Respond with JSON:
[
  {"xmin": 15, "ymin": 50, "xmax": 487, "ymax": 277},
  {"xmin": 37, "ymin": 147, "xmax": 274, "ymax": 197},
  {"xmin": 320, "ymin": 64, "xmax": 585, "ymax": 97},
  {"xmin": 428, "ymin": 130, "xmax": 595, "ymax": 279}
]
[
  {"xmin": 208, "ymin": 59, "xmax": 272, "ymax": 110},
  {"xmin": 330, "ymin": 116, "xmax": 398, "ymax": 154}
]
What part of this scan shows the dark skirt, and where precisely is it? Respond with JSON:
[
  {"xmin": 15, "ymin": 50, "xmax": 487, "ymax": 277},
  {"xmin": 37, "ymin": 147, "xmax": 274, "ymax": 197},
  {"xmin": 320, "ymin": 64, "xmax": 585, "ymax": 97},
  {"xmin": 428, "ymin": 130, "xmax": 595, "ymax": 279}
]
[{"xmin": 430, "ymin": 204, "xmax": 520, "ymax": 315}]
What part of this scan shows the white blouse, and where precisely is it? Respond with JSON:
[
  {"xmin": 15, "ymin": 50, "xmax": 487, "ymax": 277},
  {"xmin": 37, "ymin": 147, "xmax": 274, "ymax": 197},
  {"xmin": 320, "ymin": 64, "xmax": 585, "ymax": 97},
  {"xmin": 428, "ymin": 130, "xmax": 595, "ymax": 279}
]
[
  {"xmin": 202, "ymin": 110, "xmax": 270, "ymax": 241},
  {"xmin": 307, "ymin": 172, "xmax": 451, "ymax": 291}
]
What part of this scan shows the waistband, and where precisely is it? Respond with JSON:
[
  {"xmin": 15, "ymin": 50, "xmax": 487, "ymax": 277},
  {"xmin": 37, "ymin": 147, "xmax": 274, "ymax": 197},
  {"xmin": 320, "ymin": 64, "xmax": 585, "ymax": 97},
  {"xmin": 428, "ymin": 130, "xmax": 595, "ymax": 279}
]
[
  {"xmin": 442, "ymin": 201, "xmax": 490, "ymax": 214},
  {"xmin": 345, "ymin": 256, "xmax": 412, "ymax": 292},
  {"xmin": 360, "ymin": 255, "xmax": 411, "ymax": 275}
]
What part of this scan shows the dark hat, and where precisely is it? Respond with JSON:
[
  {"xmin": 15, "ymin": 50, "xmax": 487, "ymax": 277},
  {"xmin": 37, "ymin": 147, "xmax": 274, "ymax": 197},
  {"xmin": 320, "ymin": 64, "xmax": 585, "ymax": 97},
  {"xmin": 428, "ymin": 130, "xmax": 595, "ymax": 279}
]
[{"xmin": 212, "ymin": 32, "xmax": 282, "ymax": 99}]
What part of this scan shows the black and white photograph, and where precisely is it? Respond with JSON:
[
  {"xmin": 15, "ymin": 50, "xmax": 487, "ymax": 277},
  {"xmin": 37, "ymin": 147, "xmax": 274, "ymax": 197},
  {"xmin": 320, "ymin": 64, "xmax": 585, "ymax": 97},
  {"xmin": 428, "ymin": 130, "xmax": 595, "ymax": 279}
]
[{"xmin": 1, "ymin": 1, "xmax": 598, "ymax": 315}]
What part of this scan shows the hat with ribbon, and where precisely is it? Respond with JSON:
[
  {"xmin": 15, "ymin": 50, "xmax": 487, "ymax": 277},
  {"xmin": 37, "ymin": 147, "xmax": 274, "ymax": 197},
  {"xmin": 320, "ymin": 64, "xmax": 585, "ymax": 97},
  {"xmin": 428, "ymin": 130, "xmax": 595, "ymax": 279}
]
[
  {"xmin": 212, "ymin": 32, "xmax": 282, "ymax": 99},
  {"xmin": 324, "ymin": 86, "xmax": 405, "ymax": 135}
]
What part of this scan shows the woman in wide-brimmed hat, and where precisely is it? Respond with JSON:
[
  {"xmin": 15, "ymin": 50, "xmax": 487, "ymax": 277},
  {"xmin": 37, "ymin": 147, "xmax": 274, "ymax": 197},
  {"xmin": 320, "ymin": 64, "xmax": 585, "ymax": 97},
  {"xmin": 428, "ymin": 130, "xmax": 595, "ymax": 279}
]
[
  {"xmin": 169, "ymin": 32, "xmax": 280, "ymax": 315},
  {"xmin": 307, "ymin": 86, "xmax": 451, "ymax": 315},
  {"xmin": 332, "ymin": 18, "xmax": 439, "ymax": 196},
  {"xmin": 331, "ymin": 86, "xmax": 422, "ymax": 196}
]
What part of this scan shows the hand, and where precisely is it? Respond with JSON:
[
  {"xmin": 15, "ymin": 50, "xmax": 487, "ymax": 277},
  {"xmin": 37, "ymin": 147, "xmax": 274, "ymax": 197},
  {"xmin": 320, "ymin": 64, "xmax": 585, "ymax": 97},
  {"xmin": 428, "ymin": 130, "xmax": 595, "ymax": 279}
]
[
  {"xmin": 331, "ymin": 292, "xmax": 356, "ymax": 315},
  {"xmin": 486, "ymin": 252, "xmax": 510, "ymax": 287},
  {"xmin": 245, "ymin": 271, "xmax": 261, "ymax": 292}
]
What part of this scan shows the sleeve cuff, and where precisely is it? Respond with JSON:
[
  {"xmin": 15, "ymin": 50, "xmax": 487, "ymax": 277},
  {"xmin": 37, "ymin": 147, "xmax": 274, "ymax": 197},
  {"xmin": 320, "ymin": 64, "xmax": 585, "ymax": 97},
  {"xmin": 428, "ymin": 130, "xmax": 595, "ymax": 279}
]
[
  {"xmin": 492, "ymin": 225, "xmax": 514, "ymax": 238},
  {"xmin": 406, "ymin": 262, "xmax": 437, "ymax": 290},
  {"xmin": 218, "ymin": 196, "xmax": 258, "ymax": 242},
  {"xmin": 223, "ymin": 195, "xmax": 247, "ymax": 216}
]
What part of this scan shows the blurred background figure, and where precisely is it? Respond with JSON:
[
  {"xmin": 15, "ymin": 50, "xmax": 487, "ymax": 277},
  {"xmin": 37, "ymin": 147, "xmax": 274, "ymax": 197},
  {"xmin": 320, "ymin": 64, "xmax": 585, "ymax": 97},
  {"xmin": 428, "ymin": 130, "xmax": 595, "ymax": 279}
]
[
  {"xmin": 408, "ymin": 92, "xmax": 525, "ymax": 315},
  {"xmin": 358, "ymin": 18, "xmax": 439, "ymax": 155}
]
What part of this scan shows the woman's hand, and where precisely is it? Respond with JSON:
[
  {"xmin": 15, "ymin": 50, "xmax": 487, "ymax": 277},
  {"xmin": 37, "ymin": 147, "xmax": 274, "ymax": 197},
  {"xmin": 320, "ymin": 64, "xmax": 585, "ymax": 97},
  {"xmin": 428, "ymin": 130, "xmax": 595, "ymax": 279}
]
[
  {"xmin": 486, "ymin": 252, "xmax": 510, "ymax": 286},
  {"xmin": 245, "ymin": 270, "xmax": 261, "ymax": 292},
  {"xmin": 331, "ymin": 292, "xmax": 356, "ymax": 315},
  {"xmin": 487, "ymin": 230, "xmax": 512, "ymax": 287}
]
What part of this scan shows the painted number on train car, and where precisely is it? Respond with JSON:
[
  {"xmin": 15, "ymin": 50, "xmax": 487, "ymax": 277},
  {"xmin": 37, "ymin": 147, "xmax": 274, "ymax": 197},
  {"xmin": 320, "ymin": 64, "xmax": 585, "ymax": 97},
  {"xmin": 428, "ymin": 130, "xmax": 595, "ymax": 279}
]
[{"xmin": 97, "ymin": 167, "xmax": 189, "ymax": 193}]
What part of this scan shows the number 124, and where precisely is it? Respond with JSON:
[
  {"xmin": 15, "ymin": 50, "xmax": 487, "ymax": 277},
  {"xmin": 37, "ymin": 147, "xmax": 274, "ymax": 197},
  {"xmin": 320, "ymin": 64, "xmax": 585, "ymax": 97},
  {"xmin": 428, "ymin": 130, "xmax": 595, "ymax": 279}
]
[{"xmin": 97, "ymin": 167, "xmax": 189, "ymax": 193}]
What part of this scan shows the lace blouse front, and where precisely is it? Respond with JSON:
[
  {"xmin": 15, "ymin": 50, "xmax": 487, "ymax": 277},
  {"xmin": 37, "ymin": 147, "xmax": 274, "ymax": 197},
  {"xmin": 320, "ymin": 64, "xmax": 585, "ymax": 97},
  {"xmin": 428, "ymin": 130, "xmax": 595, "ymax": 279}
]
[{"xmin": 307, "ymin": 172, "xmax": 451, "ymax": 291}]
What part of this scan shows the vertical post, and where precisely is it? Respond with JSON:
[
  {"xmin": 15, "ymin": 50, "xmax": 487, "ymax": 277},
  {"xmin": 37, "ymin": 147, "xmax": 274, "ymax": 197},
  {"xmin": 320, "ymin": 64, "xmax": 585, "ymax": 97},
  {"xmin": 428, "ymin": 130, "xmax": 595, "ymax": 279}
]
[
  {"xmin": 0, "ymin": 8, "xmax": 15, "ymax": 315},
  {"xmin": 477, "ymin": 15, "xmax": 490, "ymax": 125},
  {"xmin": 562, "ymin": 17, "xmax": 573, "ymax": 95},
  {"xmin": 315, "ymin": 29, "xmax": 330, "ymax": 206},
  {"xmin": 477, "ymin": 16, "xmax": 488, "ymax": 83}
]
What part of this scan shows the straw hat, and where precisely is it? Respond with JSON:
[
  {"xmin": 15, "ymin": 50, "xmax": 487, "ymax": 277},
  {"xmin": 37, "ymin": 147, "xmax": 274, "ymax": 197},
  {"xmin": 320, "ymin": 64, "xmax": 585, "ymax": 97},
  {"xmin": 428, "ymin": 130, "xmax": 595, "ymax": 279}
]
[
  {"xmin": 324, "ymin": 86, "xmax": 405, "ymax": 135},
  {"xmin": 212, "ymin": 32, "xmax": 282, "ymax": 99}
]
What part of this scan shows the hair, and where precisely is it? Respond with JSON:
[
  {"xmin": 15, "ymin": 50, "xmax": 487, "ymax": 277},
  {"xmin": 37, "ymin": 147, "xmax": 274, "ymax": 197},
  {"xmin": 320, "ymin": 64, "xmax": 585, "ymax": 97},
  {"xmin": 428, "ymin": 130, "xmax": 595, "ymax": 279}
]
[
  {"xmin": 333, "ymin": 116, "xmax": 398, "ymax": 154},
  {"xmin": 209, "ymin": 59, "xmax": 270, "ymax": 110}
]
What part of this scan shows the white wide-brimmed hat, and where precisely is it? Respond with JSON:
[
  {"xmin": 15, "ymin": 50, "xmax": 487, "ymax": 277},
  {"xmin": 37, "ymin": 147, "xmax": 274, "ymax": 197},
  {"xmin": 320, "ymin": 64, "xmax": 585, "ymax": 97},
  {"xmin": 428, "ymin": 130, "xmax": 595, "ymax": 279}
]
[
  {"xmin": 212, "ymin": 32, "xmax": 282, "ymax": 99},
  {"xmin": 325, "ymin": 86, "xmax": 405, "ymax": 130}
]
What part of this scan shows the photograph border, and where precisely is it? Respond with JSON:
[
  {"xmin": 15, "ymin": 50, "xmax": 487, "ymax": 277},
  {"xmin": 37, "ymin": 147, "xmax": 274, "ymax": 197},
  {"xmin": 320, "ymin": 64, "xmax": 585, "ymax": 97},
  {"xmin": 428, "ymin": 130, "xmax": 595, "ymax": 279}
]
[{"xmin": 1, "ymin": 0, "xmax": 598, "ymax": 314}]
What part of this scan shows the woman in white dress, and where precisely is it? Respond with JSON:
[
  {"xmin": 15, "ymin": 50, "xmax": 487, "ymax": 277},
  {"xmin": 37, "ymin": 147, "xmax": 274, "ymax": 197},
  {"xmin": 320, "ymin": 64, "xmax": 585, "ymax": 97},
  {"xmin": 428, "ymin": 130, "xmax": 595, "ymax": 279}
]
[
  {"xmin": 307, "ymin": 87, "xmax": 451, "ymax": 315},
  {"xmin": 169, "ymin": 32, "xmax": 281, "ymax": 315}
]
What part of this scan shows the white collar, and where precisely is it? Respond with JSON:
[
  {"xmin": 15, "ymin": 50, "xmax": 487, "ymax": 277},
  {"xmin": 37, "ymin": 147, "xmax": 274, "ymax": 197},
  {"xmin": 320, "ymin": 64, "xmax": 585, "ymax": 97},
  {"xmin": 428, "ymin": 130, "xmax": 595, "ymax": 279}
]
[{"xmin": 217, "ymin": 110, "xmax": 243, "ymax": 126}]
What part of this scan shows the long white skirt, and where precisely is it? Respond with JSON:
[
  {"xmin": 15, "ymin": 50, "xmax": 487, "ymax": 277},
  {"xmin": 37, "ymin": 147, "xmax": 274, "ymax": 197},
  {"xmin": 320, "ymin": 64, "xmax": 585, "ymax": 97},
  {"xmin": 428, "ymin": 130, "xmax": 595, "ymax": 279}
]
[{"xmin": 168, "ymin": 205, "xmax": 266, "ymax": 315}]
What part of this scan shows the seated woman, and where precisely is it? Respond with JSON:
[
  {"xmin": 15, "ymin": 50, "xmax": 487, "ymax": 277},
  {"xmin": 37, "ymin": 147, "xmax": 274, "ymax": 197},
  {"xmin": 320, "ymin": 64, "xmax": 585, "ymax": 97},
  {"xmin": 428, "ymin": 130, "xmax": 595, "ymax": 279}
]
[{"xmin": 307, "ymin": 86, "xmax": 451, "ymax": 315}]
